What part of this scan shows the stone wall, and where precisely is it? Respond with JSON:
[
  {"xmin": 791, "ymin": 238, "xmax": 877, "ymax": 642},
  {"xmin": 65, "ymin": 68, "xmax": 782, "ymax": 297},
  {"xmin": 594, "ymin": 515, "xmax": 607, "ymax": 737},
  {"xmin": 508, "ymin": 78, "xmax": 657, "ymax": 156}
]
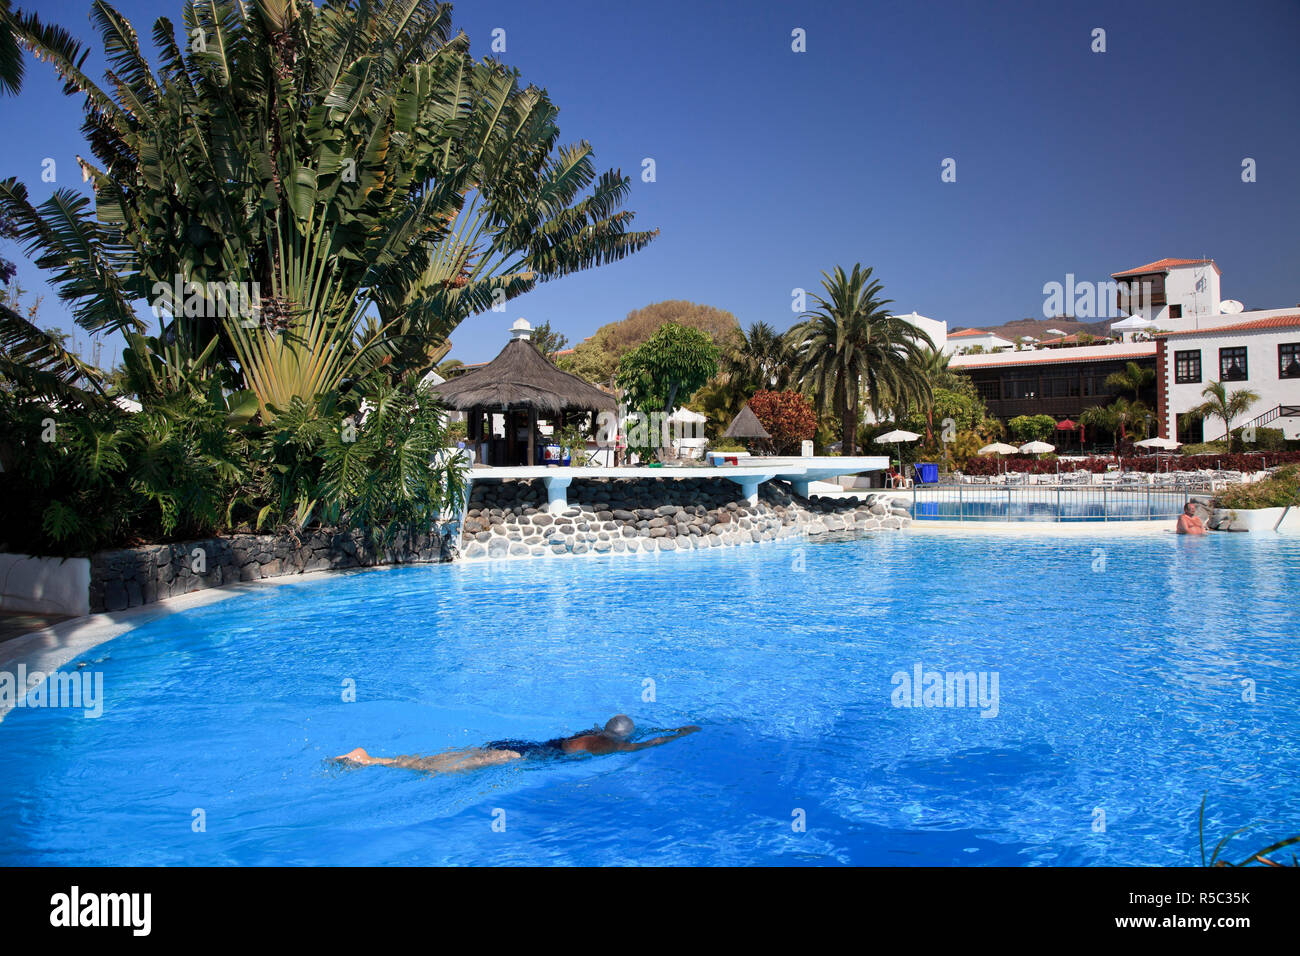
[
  {"xmin": 89, "ymin": 526, "xmax": 451, "ymax": 612},
  {"xmin": 456, "ymin": 477, "xmax": 910, "ymax": 559}
]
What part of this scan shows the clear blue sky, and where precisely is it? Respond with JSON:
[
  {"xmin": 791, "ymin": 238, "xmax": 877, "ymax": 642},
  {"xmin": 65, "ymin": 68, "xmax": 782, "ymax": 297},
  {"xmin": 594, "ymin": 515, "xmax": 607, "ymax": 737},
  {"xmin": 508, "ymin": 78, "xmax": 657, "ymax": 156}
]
[{"xmin": 3, "ymin": 0, "xmax": 1298, "ymax": 366}]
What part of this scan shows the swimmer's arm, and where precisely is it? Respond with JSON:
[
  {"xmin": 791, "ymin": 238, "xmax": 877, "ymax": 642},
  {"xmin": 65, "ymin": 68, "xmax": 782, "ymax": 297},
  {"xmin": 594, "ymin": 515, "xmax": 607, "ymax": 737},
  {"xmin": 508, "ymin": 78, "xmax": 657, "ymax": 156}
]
[{"xmin": 622, "ymin": 726, "xmax": 701, "ymax": 751}]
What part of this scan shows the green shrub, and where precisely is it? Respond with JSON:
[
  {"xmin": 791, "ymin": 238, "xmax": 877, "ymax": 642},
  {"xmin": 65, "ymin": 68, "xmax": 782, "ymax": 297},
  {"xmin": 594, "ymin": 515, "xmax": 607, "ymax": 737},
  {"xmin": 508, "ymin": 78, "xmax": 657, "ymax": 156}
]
[{"xmin": 1213, "ymin": 465, "xmax": 1300, "ymax": 510}]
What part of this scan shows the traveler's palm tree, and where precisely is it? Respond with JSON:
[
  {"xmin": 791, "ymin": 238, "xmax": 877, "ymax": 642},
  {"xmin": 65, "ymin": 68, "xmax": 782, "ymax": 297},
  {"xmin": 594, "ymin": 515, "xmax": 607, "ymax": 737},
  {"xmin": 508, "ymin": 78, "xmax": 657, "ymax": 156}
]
[
  {"xmin": 0, "ymin": 0, "xmax": 655, "ymax": 419},
  {"xmin": 1104, "ymin": 361, "xmax": 1155, "ymax": 402},
  {"xmin": 788, "ymin": 264, "xmax": 933, "ymax": 455},
  {"xmin": 1194, "ymin": 380, "xmax": 1260, "ymax": 451}
]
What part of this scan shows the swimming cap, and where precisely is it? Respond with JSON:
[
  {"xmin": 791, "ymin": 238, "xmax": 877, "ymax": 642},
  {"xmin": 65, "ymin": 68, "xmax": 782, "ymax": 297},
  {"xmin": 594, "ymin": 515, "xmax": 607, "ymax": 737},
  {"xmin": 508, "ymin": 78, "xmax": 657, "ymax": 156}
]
[{"xmin": 603, "ymin": 714, "xmax": 634, "ymax": 739}]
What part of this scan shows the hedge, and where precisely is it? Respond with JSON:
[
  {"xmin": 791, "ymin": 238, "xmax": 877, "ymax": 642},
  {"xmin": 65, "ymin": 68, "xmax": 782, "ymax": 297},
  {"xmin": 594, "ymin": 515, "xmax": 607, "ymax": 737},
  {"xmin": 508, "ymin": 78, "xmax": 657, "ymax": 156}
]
[{"xmin": 960, "ymin": 451, "xmax": 1300, "ymax": 476}]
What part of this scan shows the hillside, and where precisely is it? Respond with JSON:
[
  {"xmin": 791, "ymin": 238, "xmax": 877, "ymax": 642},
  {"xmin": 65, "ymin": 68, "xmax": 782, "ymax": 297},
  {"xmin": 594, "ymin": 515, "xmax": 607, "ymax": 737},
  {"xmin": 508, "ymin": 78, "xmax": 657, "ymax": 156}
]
[{"xmin": 956, "ymin": 316, "xmax": 1115, "ymax": 342}]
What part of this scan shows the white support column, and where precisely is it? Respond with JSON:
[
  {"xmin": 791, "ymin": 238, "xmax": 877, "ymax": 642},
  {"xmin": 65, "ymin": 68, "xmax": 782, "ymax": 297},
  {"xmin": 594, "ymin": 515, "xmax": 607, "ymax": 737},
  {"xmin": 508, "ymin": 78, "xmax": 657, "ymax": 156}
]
[
  {"xmin": 725, "ymin": 474, "xmax": 772, "ymax": 506},
  {"xmin": 544, "ymin": 475, "xmax": 573, "ymax": 514}
]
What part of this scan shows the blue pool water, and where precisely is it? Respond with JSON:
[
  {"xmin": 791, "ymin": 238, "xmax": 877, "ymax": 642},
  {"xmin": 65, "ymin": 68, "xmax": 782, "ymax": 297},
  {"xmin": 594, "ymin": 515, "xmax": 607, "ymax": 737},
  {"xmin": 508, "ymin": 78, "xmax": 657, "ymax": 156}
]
[
  {"xmin": 2, "ymin": 531, "xmax": 1298, "ymax": 866},
  {"xmin": 912, "ymin": 487, "xmax": 1190, "ymax": 522}
]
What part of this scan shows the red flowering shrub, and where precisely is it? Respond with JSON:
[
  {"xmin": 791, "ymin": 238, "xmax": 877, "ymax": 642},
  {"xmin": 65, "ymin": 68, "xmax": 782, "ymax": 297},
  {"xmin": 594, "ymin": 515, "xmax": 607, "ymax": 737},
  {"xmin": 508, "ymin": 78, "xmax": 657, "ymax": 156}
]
[{"xmin": 747, "ymin": 390, "xmax": 818, "ymax": 455}]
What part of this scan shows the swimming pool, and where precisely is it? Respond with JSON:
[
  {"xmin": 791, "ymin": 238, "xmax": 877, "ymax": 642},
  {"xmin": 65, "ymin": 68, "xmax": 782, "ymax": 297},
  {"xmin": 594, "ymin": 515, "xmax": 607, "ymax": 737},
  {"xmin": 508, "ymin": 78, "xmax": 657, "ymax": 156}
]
[
  {"xmin": 912, "ymin": 485, "xmax": 1191, "ymax": 521},
  {"xmin": 2, "ymin": 531, "xmax": 1297, "ymax": 865}
]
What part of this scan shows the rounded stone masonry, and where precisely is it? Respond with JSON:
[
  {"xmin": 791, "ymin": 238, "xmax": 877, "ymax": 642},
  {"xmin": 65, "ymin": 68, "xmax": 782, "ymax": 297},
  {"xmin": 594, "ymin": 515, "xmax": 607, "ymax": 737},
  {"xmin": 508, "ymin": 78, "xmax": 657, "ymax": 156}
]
[
  {"xmin": 456, "ymin": 477, "xmax": 909, "ymax": 562},
  {"xmin": 89, "ymin": 525, "xmax": 453, "ymax": 613}
]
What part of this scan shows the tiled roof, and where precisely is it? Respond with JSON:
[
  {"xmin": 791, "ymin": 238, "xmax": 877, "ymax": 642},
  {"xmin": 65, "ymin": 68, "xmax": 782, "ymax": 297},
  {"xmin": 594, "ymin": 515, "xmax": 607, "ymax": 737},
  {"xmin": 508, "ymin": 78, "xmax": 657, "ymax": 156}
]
[
  {"xmin": 1111, "ymin": 258, "xmax": 1218, "ymax": 278},
  {"xmin": 953, "ymin": 348, "xmax": 1155, "ymax": 370},
  {"xmin": 1157, "ymin": 314, "xmax": 1300, "ymax": 338},
  {"xmin": 1039, "ymin": 333, "xmax": 1114, "ymax": 345},
  {"xmin": 948, "ymin": 328, "xmax": 991, "ymax": 338}
]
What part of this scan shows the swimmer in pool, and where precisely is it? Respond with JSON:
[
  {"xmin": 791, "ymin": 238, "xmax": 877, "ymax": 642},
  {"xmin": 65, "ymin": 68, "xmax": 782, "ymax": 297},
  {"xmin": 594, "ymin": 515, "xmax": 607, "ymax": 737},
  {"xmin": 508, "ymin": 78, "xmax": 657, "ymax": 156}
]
[{"xmin": 334, "ymin": 715, "xmax": 700, "ymax": 774}]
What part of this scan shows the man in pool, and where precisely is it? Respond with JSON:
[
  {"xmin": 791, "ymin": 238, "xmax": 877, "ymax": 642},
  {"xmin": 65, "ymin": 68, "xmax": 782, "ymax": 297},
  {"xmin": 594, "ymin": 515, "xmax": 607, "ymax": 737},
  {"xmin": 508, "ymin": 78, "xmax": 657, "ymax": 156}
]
[
  {"xmin": 1176, "ymin": 501, "xmax": 1207, "ymax": 535},
  {"xmin": 334, "ymin": 715, "xmax": 699, "ymax": 774}
]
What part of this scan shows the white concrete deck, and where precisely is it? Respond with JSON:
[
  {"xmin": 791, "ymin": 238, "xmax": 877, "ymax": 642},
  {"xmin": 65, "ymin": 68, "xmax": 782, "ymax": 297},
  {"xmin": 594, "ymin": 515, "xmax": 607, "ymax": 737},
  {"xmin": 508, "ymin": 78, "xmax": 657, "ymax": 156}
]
[{"xmin": 468, "ymin": 456, "xmax": 888, "ymax": 510}]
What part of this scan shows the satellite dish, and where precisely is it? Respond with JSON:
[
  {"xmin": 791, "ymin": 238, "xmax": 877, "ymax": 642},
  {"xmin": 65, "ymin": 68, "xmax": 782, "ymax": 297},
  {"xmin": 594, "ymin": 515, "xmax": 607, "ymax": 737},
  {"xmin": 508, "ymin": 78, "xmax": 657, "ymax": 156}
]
[{"xmin": 1220, "ymin": 299, "xmax": 1244, "ymax": 314}]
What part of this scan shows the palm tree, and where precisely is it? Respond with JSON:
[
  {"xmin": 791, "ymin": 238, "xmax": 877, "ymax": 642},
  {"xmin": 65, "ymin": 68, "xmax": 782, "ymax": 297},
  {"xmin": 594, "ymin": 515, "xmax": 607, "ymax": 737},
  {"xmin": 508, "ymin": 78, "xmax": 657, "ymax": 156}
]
[
  {"xmin": 722, "ymin": 320, "xmax": 795, "ymax": 394},
  {"xmin": 1, "ymin": 0, "xmax": 656, "ymax": 418},
  {"xmin": 911, "ymin": 346, "xmax": 954, "ymax": 441},
  {"xmin": 1193, "ymin": 380, "xmax": 1260, "ymax": 451},
  {"xmin": 1110, "ymin": 396, "xmax": 1153, "ymax": 444},
  {"xmin": 788, "ymin": 264, "xmax": 933, "ymax": 455},
  {"xmin": 1104, "ymin": 361, "xmax": 1155, "ymax": 402},
  {"xmin": 1079, "ymin": 404, "xmax": 1117, "ymax": 449}
]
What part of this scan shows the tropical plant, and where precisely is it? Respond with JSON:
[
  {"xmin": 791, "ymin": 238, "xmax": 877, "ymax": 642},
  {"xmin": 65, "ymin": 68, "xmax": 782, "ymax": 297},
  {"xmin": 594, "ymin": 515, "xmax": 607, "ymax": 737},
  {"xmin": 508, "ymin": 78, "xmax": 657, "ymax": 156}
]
[
  {"xmin": 615, "ymin": 322, "xmax": 720, "ymax": 416},
  {"xmin": 1079, "ymin": 397, "xmax": 1152, "ymax": 446},
  {"xmin": 1192, "ymin": 380, "xmax": 1260, "ymax": 452},
  {"xmin": 1, "ymin": 0, "xmax": 655, "ymax": 419},
  {"xmin": 1104, "ymin": 360, "xmax": 1155, "ymax": 401},
  {"xmin": 722, "ymin": 320, "xmax": 795, "ymax": 394},
  {"xmin": 560, "ymin": 300, "xmax": 739, "ymax": 384},
  {"xmin": 789, "ymin": 264, "xmax": 933, "ymax": 455}
]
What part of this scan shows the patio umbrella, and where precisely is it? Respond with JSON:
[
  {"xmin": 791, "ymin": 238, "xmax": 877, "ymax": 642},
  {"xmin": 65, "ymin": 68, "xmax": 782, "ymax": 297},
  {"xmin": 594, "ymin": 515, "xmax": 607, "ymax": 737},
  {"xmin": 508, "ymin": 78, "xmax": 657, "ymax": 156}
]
[
  {"xmin": 978, "ymin": 441, "xmax": 1019, "ymax": 475},
  {"xmin": 1055, "ymin": 418, "xmax": 1079, "ymax": 450},
  {"xmin": 668, "ymin": 406, "xmax": 707, "ymax": 425},
  {"xmin": 1018, "ymin": 440, "xmax": 1055, "ymax": 458},
  {"xmin": 1135, "ymin": 436, "xmax": 1181, "ymax": 470},
  {"xmin": 874, "ymin": 429, "xmax": 921, "ymax": 476}
]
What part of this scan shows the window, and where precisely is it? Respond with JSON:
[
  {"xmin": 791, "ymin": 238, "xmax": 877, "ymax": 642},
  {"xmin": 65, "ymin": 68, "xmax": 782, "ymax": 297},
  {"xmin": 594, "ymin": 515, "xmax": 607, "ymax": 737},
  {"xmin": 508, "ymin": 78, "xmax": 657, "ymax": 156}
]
[
  {"xmin": 975, "ymin": 380, "xmax": 999, "ymax": 401},
  {"xmin": 1168, "ymin": 304, "xmax": 1182, "ymax": 319},
  {"xmin": 1280, "ymin": 343, "xmax": 1300, "ymax": 379},
  {"xmin": 1174, "ymin": 349, "xmax": 1201, "ymax": 384},
  {"xmin": 1004, "ymin": 377, "xmax": 1036, "ymax": 400},
  {"xmin": 1219, "ymin": 347, "xmax": 1248, "ymax": 381}
]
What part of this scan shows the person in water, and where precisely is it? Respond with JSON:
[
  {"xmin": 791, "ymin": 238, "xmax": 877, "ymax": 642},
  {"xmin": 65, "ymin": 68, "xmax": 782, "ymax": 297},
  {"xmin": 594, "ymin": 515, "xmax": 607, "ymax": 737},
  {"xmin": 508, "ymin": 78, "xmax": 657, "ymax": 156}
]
[
  {"xmin": 1176, "ymin": 501, "xmax": 1207, "ymax": 535},
  {"xmin": 335, "ymin": 715, "xmax": 699, "ymax": 774}
]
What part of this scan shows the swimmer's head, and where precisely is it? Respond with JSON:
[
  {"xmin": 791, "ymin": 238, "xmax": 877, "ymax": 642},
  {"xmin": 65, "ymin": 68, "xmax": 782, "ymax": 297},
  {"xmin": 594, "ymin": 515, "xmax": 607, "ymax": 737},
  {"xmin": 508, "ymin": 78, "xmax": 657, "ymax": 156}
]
[
  {"xmin": 1184, "ymin": 502, "xmax": 1196, "ymax": 515},
  {"xmin": 602, "ymin": 714, "xmax": 634, "ymax": 740}
]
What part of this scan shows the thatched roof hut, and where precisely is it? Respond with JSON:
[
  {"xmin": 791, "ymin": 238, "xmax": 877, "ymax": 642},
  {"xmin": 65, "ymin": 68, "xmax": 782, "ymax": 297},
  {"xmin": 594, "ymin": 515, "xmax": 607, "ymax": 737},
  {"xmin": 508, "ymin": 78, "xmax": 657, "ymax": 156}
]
[
  {"xmin": 433, "ymin": 338, "xmax": 615, "ymax": 416},
  {"xmin": 723, "ymin": 404, "xmax": 771, "ymax": 440},
  {"xmin": 433, "ymin": 319, "xmax": 615, "ymax": 466}
]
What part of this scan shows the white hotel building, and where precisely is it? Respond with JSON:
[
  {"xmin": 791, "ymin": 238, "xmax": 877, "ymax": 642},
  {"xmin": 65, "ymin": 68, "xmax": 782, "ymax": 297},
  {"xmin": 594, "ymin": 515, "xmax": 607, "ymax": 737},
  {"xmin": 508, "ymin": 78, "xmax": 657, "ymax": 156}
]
[{"xmin": 930, "ymin": 258, "xmax": 1300, "ymax": 442}]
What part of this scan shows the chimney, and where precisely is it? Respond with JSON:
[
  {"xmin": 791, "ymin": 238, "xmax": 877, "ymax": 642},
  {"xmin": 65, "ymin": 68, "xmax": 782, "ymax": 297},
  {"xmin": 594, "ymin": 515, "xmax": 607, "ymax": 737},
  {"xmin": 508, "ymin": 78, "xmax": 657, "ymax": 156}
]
[{"xmin": 510, "ymin": 317, "xmax": 533, "ymax": 341}]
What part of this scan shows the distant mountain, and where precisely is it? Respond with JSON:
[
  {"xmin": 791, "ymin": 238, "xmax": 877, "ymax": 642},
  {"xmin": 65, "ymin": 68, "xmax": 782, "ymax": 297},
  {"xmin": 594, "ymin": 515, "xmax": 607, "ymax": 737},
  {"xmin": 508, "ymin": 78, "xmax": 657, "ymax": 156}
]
[{"xmin": 951, "ymin": 317, "xmax": 1115, "ymax": 342}]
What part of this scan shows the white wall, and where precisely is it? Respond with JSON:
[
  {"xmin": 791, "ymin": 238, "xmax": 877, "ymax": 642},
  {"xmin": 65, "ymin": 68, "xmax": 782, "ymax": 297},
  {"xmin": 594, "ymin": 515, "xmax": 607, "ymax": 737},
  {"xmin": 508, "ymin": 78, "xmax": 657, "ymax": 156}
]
[
  {"xmin": 946, "ymin": 332, "xmax": 1013, "ymax": 355},
  {"xmin": 893, "ymin": 312, "xmax": 947, "ymax": 352},
  {"xmin": 1127, "ymin": 264, "xmax": 1222, "ymax": 328},
  {"xmin": 0, "ymin": 553, "xmax": 90, "ymax": 617},
  {"xmin": 1166, "ymin": 323, "xmax": 1300, "ymax": 440}
]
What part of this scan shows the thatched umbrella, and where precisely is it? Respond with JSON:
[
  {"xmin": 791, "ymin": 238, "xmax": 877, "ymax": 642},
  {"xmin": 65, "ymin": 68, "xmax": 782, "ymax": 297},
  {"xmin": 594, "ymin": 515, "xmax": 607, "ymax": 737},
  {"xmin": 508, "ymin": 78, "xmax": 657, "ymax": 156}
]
[
  {"xmin": 433, "ymin": 332, "xmax": 616, "ymax": 466},
  {"xmin": 723, "ymin": 405, "xmax": 771, "ymax": 447}
]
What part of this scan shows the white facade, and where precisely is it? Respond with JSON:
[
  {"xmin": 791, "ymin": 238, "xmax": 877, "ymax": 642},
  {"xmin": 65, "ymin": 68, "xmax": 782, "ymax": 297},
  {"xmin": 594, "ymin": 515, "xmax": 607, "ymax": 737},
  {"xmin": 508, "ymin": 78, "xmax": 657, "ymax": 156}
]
[
  {"xmin": 945, "ymin": 329, "xmax": 1014, "ymax": 355},
  {"xmin": 1113, "ymin": 259, "xmax": 1225, "ymax": 330},
  {"xmin": 892, "ymin": 311, "xmax": 948, "ymax": 353},
  {"xmin": 1161, "ymin": 315, "xmax": 1300, "ymax": 441}
]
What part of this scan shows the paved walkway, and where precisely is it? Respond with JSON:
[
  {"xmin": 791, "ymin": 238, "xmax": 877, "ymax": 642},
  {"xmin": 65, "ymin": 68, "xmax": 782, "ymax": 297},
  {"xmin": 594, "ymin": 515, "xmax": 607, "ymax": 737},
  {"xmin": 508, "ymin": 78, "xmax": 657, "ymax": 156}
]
[{"xmin": 0, "ymin": 612, "xmax": 72, "ymax": 645}]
